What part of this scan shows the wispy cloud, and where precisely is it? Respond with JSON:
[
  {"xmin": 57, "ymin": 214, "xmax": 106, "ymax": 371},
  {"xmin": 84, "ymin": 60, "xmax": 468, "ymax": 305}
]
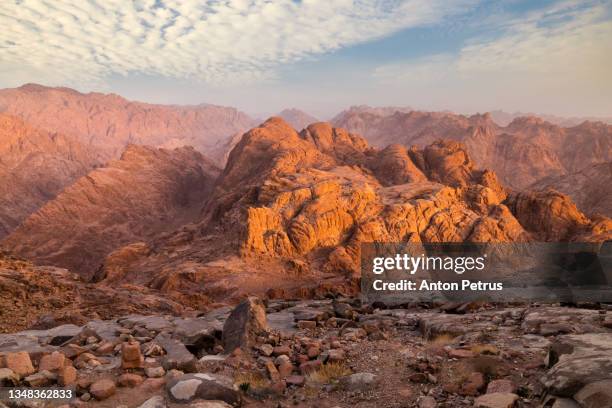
[
  {"xmin": 0, "ymin": 0, "xmax": 478, "ymax": 86},
  {"xmin": 372, "ymin": 1, "xmax": 612, "ymax": 115}
]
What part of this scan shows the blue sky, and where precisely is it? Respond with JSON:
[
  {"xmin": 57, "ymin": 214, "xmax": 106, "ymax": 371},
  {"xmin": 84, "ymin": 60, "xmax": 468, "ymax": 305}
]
[{"xmin": 1, "ymin": 0, "xmax": 611, "ymax": 118}]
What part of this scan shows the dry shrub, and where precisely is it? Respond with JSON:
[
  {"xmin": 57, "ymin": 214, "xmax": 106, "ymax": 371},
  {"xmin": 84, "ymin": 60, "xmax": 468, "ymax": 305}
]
[
  {"xmin": 470, "ymin": 355, "xmax": 500, "ymax": 380},
  {"xmin": 426, "ymin": 333, "xmax": 456, "ymax": 352},
  {"xmin": 234, "ymin": 371, "xmax": 268, "ymax": 392},
  {"xmin": 471, "ymin": 344, "xmax": 500, "ymax": 356},
  {"xmin": 307, "ymin": 362, "xmax": 352, "ymax": 385}
]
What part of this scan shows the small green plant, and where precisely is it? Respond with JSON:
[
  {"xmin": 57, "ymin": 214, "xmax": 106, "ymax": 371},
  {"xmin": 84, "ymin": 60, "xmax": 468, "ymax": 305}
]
[{"xmin": 234, "ymin": 372, "xmax": 268, "ymax": 392}]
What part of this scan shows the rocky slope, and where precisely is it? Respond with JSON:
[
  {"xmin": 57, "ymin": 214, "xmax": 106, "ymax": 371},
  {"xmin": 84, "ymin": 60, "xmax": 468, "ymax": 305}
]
[
  {"xmin": 83, "ymin": 118, "xmax": 609, "ymax": 306},
  {"xmin": 0, "ymin": 83, "xmax": 257, "ymax": 164},
  {"xmin": 332, "ymin": 110, "xmax": 612, "ymax": 214},
  {"xmin": 0, "ymin": 253, "xmax": 187, "ymax": 333},
  {"xmin": 0, "ymin": 114, "xmax": 100, "ymax": 239},
  {"xmin": 530, "ymin": 162, "xmax": 612, "ymax": 217},
  {"xmin": 2, "ymin": 145, "xmax": 220, "ymax": 280},
  {"xmin": 0, "ymin": 293, "xmax": 610, "ymax": 408},
  {"xmin": 277, "ymin": 109, "xmax": 319, "ymax": 131}
]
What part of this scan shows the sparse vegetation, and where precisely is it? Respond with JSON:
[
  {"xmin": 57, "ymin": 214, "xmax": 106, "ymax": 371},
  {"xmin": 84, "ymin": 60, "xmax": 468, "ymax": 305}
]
[
  {"xmin": 234, "ymin": 371, "xmax": 268, "ymax": 392},
  {"xmin": 307, "ymin": 362, "xmax": 352, "ymax": 385},
  {"xmin": 471, "ymin": 344, "xmax": 500, "ymax": 356},
  {"xmin": 426, "ymin": 333, "xmax": 456, "ymax": 351}
]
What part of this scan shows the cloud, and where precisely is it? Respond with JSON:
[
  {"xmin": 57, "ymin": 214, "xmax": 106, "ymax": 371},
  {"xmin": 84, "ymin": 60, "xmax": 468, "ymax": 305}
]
[
  {"xmin": 0, "ymin": 0, "xmax": 478, "ymax": 86},
  {"xmin": 372, "ymin": 1, "xmax": 612, "ymax": 115}
]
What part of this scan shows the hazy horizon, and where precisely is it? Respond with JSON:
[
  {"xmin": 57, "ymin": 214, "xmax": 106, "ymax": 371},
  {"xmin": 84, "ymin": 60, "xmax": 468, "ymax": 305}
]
[{"xmin": 2, "ymin": 0, "xmax": 611, "ymax": 119}]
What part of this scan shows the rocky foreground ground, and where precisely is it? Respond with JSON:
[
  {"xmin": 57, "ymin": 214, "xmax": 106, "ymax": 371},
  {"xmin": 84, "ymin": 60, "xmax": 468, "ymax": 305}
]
[{"xmin": 1, "ymin": 298, "xmax": 612, "ymax": 408}]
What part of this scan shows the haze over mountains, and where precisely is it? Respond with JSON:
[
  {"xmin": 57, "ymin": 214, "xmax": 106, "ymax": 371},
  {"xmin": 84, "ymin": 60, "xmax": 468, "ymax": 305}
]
[
  {"xmin": 0, "ymin": 83, "xmax": 610, "ymax": 307},
  {"xmin": 0, "ymin": 83, "xmax": 256, "ymax": 165},
  {"xmin": 332, "ymin": 107, "xmax": 612, "ymax": 212}
]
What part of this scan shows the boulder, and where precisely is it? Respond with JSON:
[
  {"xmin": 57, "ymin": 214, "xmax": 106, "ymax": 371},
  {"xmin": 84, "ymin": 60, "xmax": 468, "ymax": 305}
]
[
  {"xmin": 3, "ymin": 351, "xmax": 35, "ymax": 377},
  {"xmin": 90, "ymin": 378, "xmax": 117, "ymax": 400},
  {"xmin": 574, "ymin": 379, "xmax": 612, "ymax": 408},
  {"xmin": 542, "ymin": 333, "xmax": 612, "ymax": 397},
  {"xmin": 166, "ymin": 373, "xmax": 240, "ymax": 405},
  {"xmin": 221, "ymin": 297, "xmax": 268, "ymax": 353},
  {"xmin": 137, "ymin": 395, "xmax": 167, "ymax": 408},
  {"xmin": 154, "ymin": 333, "xmax": 197, "ymax": 373}
]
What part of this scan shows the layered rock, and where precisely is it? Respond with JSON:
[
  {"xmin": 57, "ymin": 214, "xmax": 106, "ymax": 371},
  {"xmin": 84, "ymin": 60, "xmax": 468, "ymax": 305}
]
[
  {"xmin": 332, "ymin": 109, "xmax": 612, "ymax": 215},
  {"xmin": 2, "ymin": 145, "xmax": 220, "ymax": 279},
  {"xmin": 100, "ymin": 118, "xmax": 608, "ymax": 294}
]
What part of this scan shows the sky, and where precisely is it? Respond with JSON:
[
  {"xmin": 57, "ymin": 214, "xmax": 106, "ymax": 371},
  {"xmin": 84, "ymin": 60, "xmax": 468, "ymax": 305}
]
[{"xmin": 1, "ymin": 0, "xmax": 611, "ymax": 119}]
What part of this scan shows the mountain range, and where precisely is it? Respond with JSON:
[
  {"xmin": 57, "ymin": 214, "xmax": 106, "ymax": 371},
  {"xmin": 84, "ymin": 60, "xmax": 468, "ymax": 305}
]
[{"xmin": 0, "ymin": 84, "xmax": 610, "ymax": 309}]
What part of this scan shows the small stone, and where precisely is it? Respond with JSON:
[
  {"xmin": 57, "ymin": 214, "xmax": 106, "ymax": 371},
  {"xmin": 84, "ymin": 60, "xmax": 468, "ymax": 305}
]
[
  {"xmin": 297, "ymin": 320, "xmax": 316, "ymax": 329},
  {"xmin": 299, "ymin": 360, "xmax": 322, "ymax": 375},
  {"xmin": 140, "ymin": 377, "xmax": 166, "ymax": 392},
  {"xmin": 145, "ymin": 366, "xmax": 166, "ymax": 378},
  {"xmin": 122, "ymin": 341, "xmax": 144, "ymax": 369},
  {"xmin": 307, "ymin": 346, "xmax": 320, "ymax": 359},
  {"xmin": 90, "ymin": 378, "xmax": 117, "ymax": 400},
  {"xmin": 61, "ymin": 344, "xmax": 87, "ymax": 359},
  {"xmin": 80, "ymin": 393, "xmax": 91, "ymax": 402},
  {"xmin": 461, "ymin": 372, "xmax": 485, "ymax": 396},
  {"xmin": 25, "ymin": 370, "xmax": 56, "ymax": 387},
  {"xmin": 0, "ymin": 368, "xmax": 19, "ymax": 386},
  {"xmin": 266, "ymin": 361, "xmax": 281, "ymax": 382},
  {"xmin": 474, "ymin": 392, "xmax": 519, "ymax": 408},
  {"xmin": 39, "ymin": 351, "xmax": 66, "ymax": 372},
  {"xmin": 487, "ymin": 379, "xmax": 516, "ymax": 394},
  {"xmin": 165, "ymin": 369, "xmax": 184, "ymax": 380},
  {"xmin": 273, "ymin": 345, "xmax": 291, "ymax": 356},
  {"xmin": 58, "ymin": 366, "xmax": 77, "ymax": 386},
  {"xmin": 96, "ymin": 341, "xmax": 116, "ymax": 355},
  {"xmin": 259, "ymin": 344, "xmax": 274, "ymax": 356},
  {"xmin": 4, "ymin": 351, "xmax": 35, "ymax": 378},
  {"xmin": 278, "ymin": 361, "xmax": 294, "ymax": 378},
  {"xmin": 286, "ymin": 375, "xmax": 305, "ymax": 387},
  {"xmin": 118, "ymin": 373, "xmax": 145, "ymax": 387}
]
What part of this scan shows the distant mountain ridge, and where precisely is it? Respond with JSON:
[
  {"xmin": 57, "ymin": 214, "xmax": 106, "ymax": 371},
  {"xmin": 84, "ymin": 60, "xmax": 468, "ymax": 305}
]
[
  {"xmin": 332, "ymin": 107, "xmax": 612, "ymax": 216},
  {"xmin": 0, "ymin": 113, "xmax": 101, "ymax": 239},
  {"xmin": 277, "ymin": 108, "xmax": 319, "ymax": 130},
  {"xmin": 0, "ymin": 83, "xmax": 257, "ymax": 165}
]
